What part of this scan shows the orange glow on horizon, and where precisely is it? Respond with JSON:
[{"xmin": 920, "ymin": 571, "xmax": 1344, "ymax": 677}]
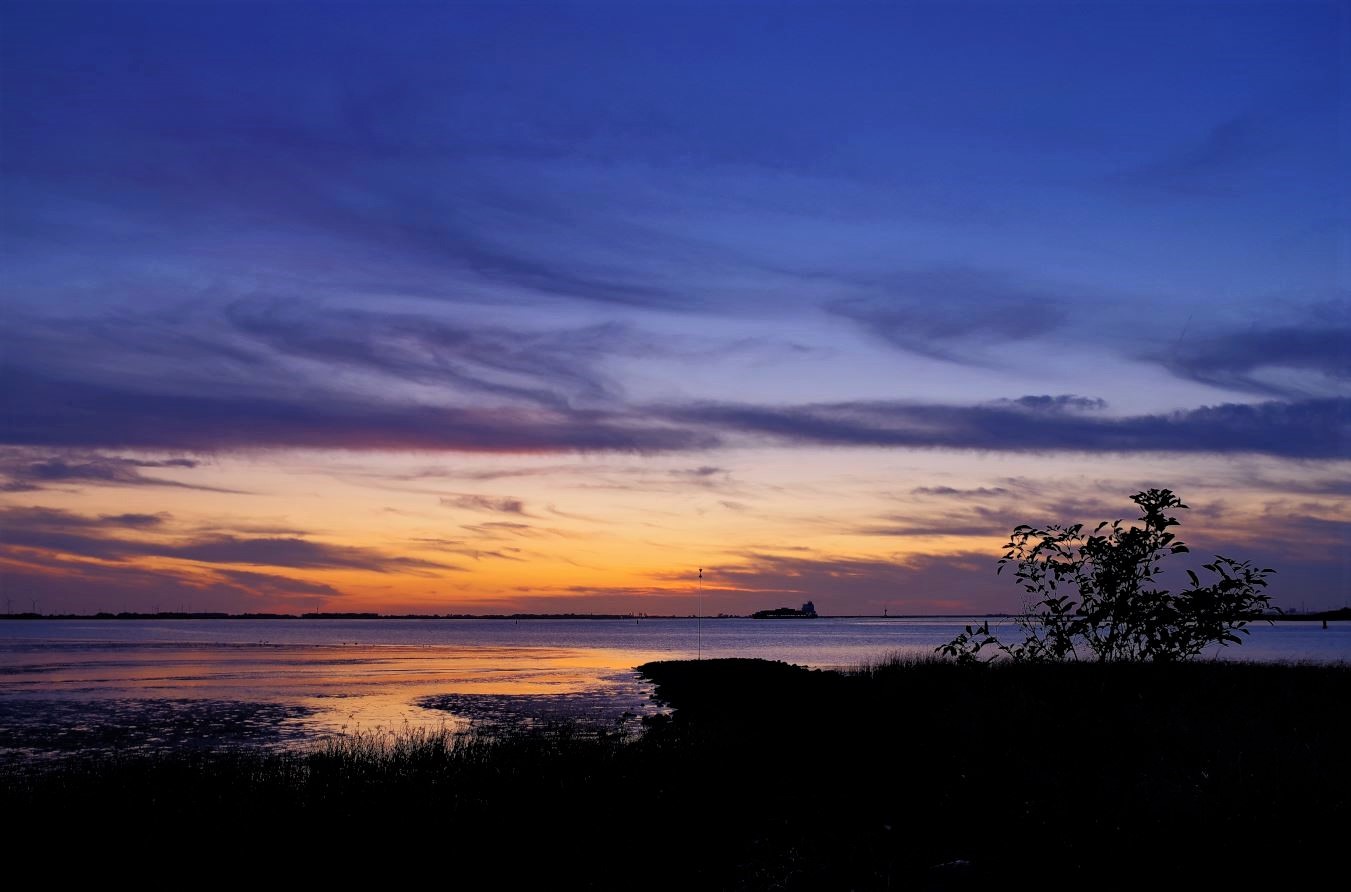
[{"xmin": 4, "ymin": 448, "xmax": 1348, "ymax": 615}]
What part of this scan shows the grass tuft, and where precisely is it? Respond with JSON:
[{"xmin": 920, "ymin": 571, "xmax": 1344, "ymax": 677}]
[{"xmin": 4, "ymin": 658, "xmax": 1347, "ymax": 888}]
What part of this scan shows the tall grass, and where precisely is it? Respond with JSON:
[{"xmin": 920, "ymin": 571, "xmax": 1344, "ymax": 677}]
[{"xmin": 4, "ymin": 658, "xmax": 1348, "ymax": 888}]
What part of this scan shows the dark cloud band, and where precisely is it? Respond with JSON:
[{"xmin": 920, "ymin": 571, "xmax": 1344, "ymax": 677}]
[
  {"xmin": 4, "ymin": 361, "xmax": 1346, "ymax": 458},
  {"xmin": 666, "ymin": 396, "xmax": 1350, "ymax": 459}
]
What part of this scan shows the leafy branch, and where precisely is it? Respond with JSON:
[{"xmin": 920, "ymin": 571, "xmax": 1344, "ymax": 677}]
[{"xmin": 938, "ymin": 489, "xmax": 1276, "ymax": 663}]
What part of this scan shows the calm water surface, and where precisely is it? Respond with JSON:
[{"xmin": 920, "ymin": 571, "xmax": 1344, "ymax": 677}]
[{"xmin": 2, "ymin": 618, "xmax": 1346, "ymax": 759}]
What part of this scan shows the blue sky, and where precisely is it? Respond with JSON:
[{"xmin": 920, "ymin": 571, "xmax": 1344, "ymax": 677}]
[{"xmin": 1, "ymin": 1, "xmax": 1347, "ymax": 614}]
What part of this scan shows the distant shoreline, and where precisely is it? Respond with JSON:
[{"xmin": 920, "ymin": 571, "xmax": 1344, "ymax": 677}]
[
  {"xmin": 1, "ymin": 609, "xmax": 1345, "ymax": 621},
  {"xmin": 0, "ymin": 611, "xmax": 1012, "ymax": 621}
]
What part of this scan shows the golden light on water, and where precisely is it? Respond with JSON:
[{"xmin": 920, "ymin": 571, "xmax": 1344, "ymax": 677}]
[{"xmin": 0, "ymin": 641, "xmax": 675, "ymax": 738}]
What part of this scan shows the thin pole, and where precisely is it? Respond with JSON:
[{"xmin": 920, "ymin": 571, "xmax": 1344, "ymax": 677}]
[{"xmin": 697, "ymin": 568, "xmax": 703, "ymax": 660}]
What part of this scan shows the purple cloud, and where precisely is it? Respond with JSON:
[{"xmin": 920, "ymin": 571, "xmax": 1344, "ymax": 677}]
[
  {"xmin": 0, "ymin": 449, "xmax": 230, "ymax": 492},
  {"xmin": 0, "ymin": 506, "xmax": 459, "ymax": 573},
  {"xmin": 1154, "ymin": 321, "xmax": 1351, "ymax": 397},
  {"xmin": 2, "ymin": 367, "xmax": 715, "ymax": 453},
  {"xmin": 666, "ymin": 396, "xmax": 1350, "ymax": 459}
]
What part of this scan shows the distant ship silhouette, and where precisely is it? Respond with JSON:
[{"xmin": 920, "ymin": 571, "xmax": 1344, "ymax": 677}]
[{"xmin": 751, "ymin": 600, "xmax": 818, "ymax": 619}]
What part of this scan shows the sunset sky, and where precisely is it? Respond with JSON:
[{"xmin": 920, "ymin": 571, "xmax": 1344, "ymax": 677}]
[{"xmin": 2, "ymin": 1, "xmax": 1347, "ymax": 615}]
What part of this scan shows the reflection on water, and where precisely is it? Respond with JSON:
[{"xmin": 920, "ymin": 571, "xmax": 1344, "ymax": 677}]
[
  {"xmin": 0, "ymin": 639, "xmax": 674, "ymax": 758},
  {"xmin": 1, "ymin": 617, "xmax": 1346, "ymax": 759}
]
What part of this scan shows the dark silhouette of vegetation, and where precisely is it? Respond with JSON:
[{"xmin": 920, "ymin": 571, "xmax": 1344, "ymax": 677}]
[
  {"xmin": 939, "ymin": 488, "xmax": 1275, "ymax": 663},
  {"xmin": 4, "ymin": 656, "xmax": 1347, "ymax": 888}
]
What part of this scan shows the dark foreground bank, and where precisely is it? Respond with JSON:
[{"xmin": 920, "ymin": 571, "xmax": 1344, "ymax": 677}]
[{"xmin": 3, "ymin": 657, "xmax": 1347, "ymax": 889}]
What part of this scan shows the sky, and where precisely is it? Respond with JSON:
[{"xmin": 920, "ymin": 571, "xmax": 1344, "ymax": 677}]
[{"xmin": 1, "ymin": 0, "xmax": 1347, "ymax": 616}]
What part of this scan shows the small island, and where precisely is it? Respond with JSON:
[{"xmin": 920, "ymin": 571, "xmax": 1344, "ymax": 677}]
[{"xmin": 751, "ymin": 600, "xmax": 818, "ymax": 619}]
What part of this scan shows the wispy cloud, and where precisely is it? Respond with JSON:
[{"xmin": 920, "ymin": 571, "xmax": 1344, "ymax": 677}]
[
  {"xmin": 994, "ymin": 395, "xmax": 1106, "ymax": 413},
  {"xmin": 99, "ymin": 512, "xmax": 170, "ymax": 528},
  {"xmin": 459, "ymin": 521, "xmax": 541, "ymax": 539},
  {"xmin": 668, "ymin": 465, "xmax": 730, "ymax": 483},
  {"xmin": 0, "ymin": 552, "xmax": 343, "ymax": 613},
  {"xmin": 3, "ymin": 366, "xmax": 714, "ymax": 453},
  {"xmin": 689, "ymin": 550, "xmax": 1011, "ymax": 614},
  {"xmin": 0, "ymin": 506, "xmax": 459, "ymax": 574},
  {"xmin": 910, "ymin": 486, "xmax": 1010, "ymax": 498},
  {"xmin": 162, "ymin": 536, "xmax": 458, "ymax": 574},
  {"xmin": 0, "ymin": 449, "xmax": 232, "ymax": 493},
  {"xmin": 826, "ymin": 266, "xmax": 1076, "ymax": 363},
  {"xmin": 1150, "ymin": 308, "xmax": 1351, "ymax": 397},
  {"xmin": 1233, "ymin": 474, "xmax": 1351, "ymax": 499},
  {"xmin": 211, "ymin": 569, "xmax": 344, "ymax": 598},
  {"xmin": 224, "ymin": 300, "xmax": 654, "ymax": 409},
  {"xmin": 410, "ymin": 537, "xmax": 526, "ymax": 562},
  {"xmin": 665, "ymin": 395, "xmax": 1350, "ymax": 459},
  {"xmin": 854, "ymin": 505, "xmax": 1023, "ymax": 538},
  {"xmin": 7, "ymin": 343, "xmax": 1345, "ymax": 459},
  {"xmin": 439, "ymin": 494, "xmax": 529, "ymax": 515}
]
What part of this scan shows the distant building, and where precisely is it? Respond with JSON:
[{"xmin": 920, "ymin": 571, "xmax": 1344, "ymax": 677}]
[{"xmin": 751, "ymin": 601, "xmax": 819, "ymax": 619}]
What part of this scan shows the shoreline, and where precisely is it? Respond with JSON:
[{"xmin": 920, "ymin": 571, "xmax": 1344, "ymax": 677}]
[
  {"xmin": 4, "ymin": 608, "xmax": 1346, "ymax": 621},
  {"xmin": 3, "ymin": 657, "xmax": 1347, "ymax": 887}
]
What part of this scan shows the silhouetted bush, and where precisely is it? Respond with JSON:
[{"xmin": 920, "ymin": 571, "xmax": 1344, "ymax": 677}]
[{"xmin": 939, "ymin": 488, "xmax": 1274, "ymax": 662}]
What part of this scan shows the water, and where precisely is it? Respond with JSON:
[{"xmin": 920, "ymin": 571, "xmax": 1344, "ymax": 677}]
[{"xmin": 2, "ymin": 617, "xmax": 1346, "ymax": 760}]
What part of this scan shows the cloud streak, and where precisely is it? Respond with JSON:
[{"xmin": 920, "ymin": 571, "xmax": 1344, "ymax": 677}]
[
  {"xmin": 223, "ymin": 300, "xmax": 651, "ymax": 409},
  {"xmin": 7, "ymin": 356, "xmax": 1346, "ymax": 458},
  {"xmin": 0, "ymin": 506, "xmax": 458, "ymax": 574},
  {"xmin": 162, "ymin": 536, "xmax": 457, "ymax": 574},
  {"xmin": 667, "ymin": 395, "xmax": 1350, "ymax": 459},
  {"xmin": 696, "ymin": 550, "xmax": 1012, "ymax": 614},
  {"xmin": 854, "ymin": 506, "xmax": 1023, "ymax": 539},
  {"xmin": 439, "ymin": 494, "xmax": 529, "ymax": 515},
  {"xmin": 410, "ymin": 537, "xmax": 526, "ymax": 562},
  {"xmin": 0, "ymin": 554, "xmax": 343, "ymax": 614},
  {"xmin": 2, "ymin": 367, "xmax": 714, "ymax": 453},
  {"xmin": 910, "ymin": 486, "xmax": 1011, "ymax": 498},
  {"xmin": 0, "ymin": 449, "xmax": 232, "ymax": 492},
  {"xmin": 827, "ymin": 267, "xmax": 1077, "ymax": 363},
  {"xmin": 1154, "ymin": 321, "xmax": 1351, "ymax": 397}
]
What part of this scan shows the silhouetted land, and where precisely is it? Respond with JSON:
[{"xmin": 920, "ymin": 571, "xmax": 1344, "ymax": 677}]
[
  {"xmin": 0, "ymin": 611, "xmax": 740, "ymax": 620},
  {"xmin": 15, "ymin": 609, "xmax": 1347, "ymax": 620},
  {"xmin": 1272, "ymin": 606, "xmax": 1351, "ymax": 621},
  {"xmin": 0, "ymin": 605, "xmax": 1026, "ymax": 618},
  {"xmin": 3, "ymin": 658, "xmax": 1346, "ymax": 888}
]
